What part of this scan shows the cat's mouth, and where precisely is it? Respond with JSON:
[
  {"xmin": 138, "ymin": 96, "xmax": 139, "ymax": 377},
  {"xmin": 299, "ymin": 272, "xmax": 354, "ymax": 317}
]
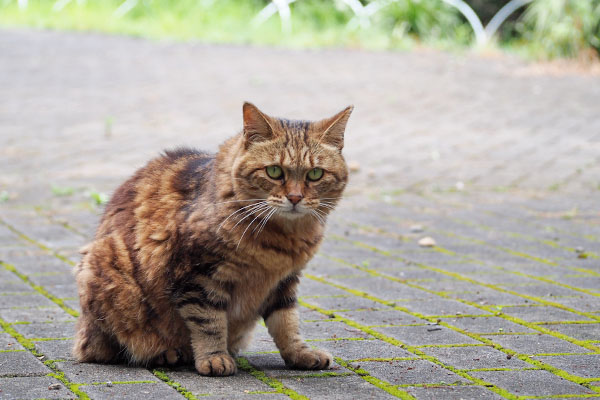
[{"xmin": 279, "ymin": 205, "xmax": 309, "ymax": 219}]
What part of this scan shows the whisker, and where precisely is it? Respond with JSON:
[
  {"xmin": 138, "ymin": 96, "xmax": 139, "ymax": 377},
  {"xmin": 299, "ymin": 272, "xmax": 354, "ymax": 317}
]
[
  {"xmin": 255, "ymin": 208, "xmax": 277, "ymax": 237},
  {"xmin": 254, "ymin": 208, "xmax": 275, "ymax": 237},
  {"xmin": 215, "ymin": 198, "xmax": 265, "ymax": 205},
  {"xmin": 237, "ymin": 206, "xmax": 272, "ymax": 249},
  {"xmin": 231, "ymin": 204, "xmax": 270, "ymax": 230},
  {"xmin": 313, "ymin": 208, "xmax": 328, "ymax": 223},
  {"xmin": 310, "ymin": 210, "xmax": 326, "ymax": 225},
  {"xmin": 217, "ymin": 201, "xmax": 267, "ymax": 232},
  {"xmin": 318, "ymin": 203, "xmax": 336, "ymax": 210}
]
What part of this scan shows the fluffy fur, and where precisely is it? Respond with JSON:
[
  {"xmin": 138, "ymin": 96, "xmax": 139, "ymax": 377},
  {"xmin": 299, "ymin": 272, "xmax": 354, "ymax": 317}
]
[{"xmin": 73, "ymin": 102, "xmax": 353, "ymax": 376}]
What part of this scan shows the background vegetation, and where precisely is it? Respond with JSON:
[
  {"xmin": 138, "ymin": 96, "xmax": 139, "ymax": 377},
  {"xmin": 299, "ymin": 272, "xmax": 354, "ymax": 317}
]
[{"xmin": 0, "ymin": 0, "xmax": 598, "ymax": 60}]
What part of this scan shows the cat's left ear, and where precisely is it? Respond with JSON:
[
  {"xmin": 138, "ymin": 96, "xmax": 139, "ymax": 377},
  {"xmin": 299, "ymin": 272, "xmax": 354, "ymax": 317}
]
[
  {"xmin": 243, "ymin": 102, "xmax": 276, "ymax": 148},
  {"xmin": 315, "ymin": 105, "xmax": 353, "ymax": 151}
]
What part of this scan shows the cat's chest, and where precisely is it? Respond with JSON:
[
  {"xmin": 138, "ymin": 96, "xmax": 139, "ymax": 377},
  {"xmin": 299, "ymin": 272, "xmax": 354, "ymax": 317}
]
[{"xmin": 228, "ymin": 266, "xmax": 290, "ymax": 321}]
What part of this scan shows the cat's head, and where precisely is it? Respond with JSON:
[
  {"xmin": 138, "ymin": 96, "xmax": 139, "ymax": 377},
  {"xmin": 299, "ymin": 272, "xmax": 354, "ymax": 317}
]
[{"xmin": 232, "ymin": 102, "xmax": 353, "ymax": 223}]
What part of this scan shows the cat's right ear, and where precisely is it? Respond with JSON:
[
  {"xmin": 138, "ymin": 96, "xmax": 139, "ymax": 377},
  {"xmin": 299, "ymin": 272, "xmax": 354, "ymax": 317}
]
[{"xmin": 243, "ymin": 102, "xmax": 275, "ymax": 148}]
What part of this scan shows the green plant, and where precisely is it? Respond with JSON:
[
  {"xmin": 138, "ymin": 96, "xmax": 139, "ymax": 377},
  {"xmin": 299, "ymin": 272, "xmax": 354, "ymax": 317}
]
[
  {"xmin": 88, "ymin": 191, "xmax": 108, "ymax": 206},
  {"xmin": 372, "ymin": 0, "xmax": 471, "ymax": 45},
  {"xmin": 519, "ymin": 0, "xmax": 600, "ymax": 58},
  {"xmin": 51, "ymin": 185, "xmax": 75, "ymax": 196}
]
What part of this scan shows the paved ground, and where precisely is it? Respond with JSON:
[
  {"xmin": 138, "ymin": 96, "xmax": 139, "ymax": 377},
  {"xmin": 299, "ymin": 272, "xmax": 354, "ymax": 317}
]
[{"xmin": 0, "ymin": 28, "xmax": 599, "ymax": 399}]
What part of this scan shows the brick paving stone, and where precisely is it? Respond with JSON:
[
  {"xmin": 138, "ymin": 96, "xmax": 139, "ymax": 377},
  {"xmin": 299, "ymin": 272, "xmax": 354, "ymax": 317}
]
[
  {"xmin": 0, "ymin": 331, "xmax": 24, "ymax": 351},
  {"xmin": 200, "ymin": 395, "xmax": 289, "ymax": 400},
  {"xmin": 404, "ymin": 385, "xmax": 507, "ymax": 400},
  {"xmin": 295, "ymin": 278, "xmax": 348, "ymax": 298},
  {"xmin": 375, "ymin": 325, "xmax": 480, "ymax": 346},
  {"xmin": 0, "ymin": 293, "xmax": 57, "ymax": 309},
  {"xmin": 554, "ymin": 296, "xmax": 600, "ymax": 313},
  {"xmin": 0, "ymin": 305, "xmax": 76, "ymax": 324},
  {"xmin": 399, "ymin": 298, "xmax": 489, "ymax": 317},
  {"xmin": 0, "ymin": 376, "xmax": 72, "ymax": 399},
  {"xmin": 447, "ymin": 290, "xmax": 536, "ymax": 306},
  {"xmin": 164, "ymin": 367, "xmax": 273, "ymax": 396},
  {"xmin": 480, "ymin": 334, "xmax": 589, "ymax": 355},
  {"xmin": 335, "ymin": 309, "xmax": 422, "ymax": 326},
  {"xmin": 0, "ymin": 351, "xmax": 51, "ymax": 377},
  {"xmin": 79, "ymin": 382, "xmax": 183, "ymax": 400},
  {"xmin": 34, "ymin": 338, "xmax": 75, "ymax": 361},
  {"xmin": 532, "ymin": 354, "xmax": 600, "ymax": 379},
  {"xmin": 302, "ymin": 295, "xmax": 386, "ymax": 312},
  {"xmin": 280, "ymin": 375, "xmax": 397, "ymax": 399},
  {"xmin": 540, "ymin": 323, "xmax": 600, "ymax": 341},
  {"xmin": 500, "ymin": 305, "xmax": 595, "ymax": 323},
  {"xmin": 470, "ymin": 370, "xmax": 596, "ymax": 397},
  {"xmin": 441, "ymin": 316, "xmax": 537, "ymax": 334},
  {"xmin": 242, "ymin": 353, "xmax": 347, "ymax": 378},
  {"xmin": 0, "ymin": 249, "xmax": 73, "ymax": 276},
  {"xmin": 14, "ymin": 321, "xmax": 75, "ymax": 339},
  {"xmin": 420, "ymin": 345, "xmax": 531, "ymax": 370},
  {"xmin": 359, "ymin": 359, "xmax": 469, "ymax": 385},
  {"xmin": 55, "ymin": 361, "xmax": 162, "ymax": 384},
  {"xmin": 300, "ymin": 321, "xmax": 372, "ymax": 340},
  {"xmin": 312, "ymin": 338, "xmax": 415, "ymax": 360},
  {"xmin": 0, "ymin": 271, "xmax": 32, "ymax": 292}
]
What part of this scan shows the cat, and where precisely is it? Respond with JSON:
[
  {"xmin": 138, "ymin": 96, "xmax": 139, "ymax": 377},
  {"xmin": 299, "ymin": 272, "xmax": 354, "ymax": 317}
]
[{"xmin": 73, "ymin": 102, "xmax": 353, "ymax": 376}]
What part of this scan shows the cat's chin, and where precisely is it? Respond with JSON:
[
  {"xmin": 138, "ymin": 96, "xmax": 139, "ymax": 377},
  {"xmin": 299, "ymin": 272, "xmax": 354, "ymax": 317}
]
[{"xmin": 278, "ymin": 209, "xmax": 311, "ymax": 221}]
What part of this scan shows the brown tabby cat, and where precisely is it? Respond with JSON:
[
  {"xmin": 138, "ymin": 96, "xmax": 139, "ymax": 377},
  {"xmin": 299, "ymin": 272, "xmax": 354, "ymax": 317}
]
[{"xmin": 73, "ymin": 102, "xmax": 353, "ymax": 376}]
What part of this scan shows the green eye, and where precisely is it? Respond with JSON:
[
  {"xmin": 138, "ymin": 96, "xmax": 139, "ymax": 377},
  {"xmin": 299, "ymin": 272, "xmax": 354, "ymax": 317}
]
[
  {"xmin": 266, "ymin": 165, "xmax": 283, "ymax": 179},
  {"xmin": 307, "ymin": 168, "xmax": 324, "ymax": 181}
]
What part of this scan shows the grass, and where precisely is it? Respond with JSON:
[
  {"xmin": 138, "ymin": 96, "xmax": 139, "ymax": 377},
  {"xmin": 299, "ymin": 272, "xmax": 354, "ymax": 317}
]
[
  {"xmin": 0, "ymin": 0, "xmax": 471, "ymax": 51},
  {"xmin": 0, "ymin": 1, "xmax": 598, "ymax": 59}
]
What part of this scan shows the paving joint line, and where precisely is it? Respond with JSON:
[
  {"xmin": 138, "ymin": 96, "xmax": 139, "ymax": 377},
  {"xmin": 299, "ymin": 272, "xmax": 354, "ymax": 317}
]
[
  {"xmin": 447, "ymin": 216, "xmax": 599, "ymax": 260},
  {"xmin": 298, "ymin": 298, "xmax": 519, "ymax": 400},
  {"xmin": 323, "ymin": 250, "xmax": 600, "ymax": 354},
  {"xmin": 0, "ymin": 316, "xmax": 88, "ymax": 399},
  {"xmin": 327, "ymin": 237, "xmax": 600, "ymax": 346},
  {"xmin": 303, "ymin": 274, "xmax": 600, "ymax": 393}
]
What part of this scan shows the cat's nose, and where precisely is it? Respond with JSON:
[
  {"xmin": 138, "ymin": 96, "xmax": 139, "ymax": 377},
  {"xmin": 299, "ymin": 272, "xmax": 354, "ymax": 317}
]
[{"xmin": 287, "ymin": 193, "xmax": 303, "ymax": 205}]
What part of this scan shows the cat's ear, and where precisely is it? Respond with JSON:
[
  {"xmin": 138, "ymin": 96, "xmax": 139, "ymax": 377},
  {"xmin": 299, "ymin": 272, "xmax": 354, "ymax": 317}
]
[
  {"xmin": 243, "ymin": 102, "xmax": 275, "ymax": 147},
  {"xmin": 315, "ymin": 105, "xmax": 353, "ymax": 150}
]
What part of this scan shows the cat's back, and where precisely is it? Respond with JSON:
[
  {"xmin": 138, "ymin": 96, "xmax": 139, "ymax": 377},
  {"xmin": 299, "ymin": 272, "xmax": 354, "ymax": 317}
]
[{"xmin": 96, "ymin": 148, "xmax": 214, "ymax": 238}]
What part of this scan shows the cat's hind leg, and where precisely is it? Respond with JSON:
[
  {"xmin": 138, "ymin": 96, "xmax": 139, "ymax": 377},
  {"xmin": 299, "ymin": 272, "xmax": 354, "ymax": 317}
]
[
  {"xmin": 150, "ymin": 346, "xmax": 193, "ymax": 366},
  {"xmin": 73, "ymin": 312, "xmax": 123, "ymax": 363}
]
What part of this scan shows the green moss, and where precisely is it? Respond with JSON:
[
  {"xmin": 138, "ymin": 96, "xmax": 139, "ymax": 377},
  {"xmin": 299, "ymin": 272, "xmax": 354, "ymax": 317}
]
[
  {"xmin": 334, "ymin": 357, "xmax": 416, "ymax": 399},
  {"xmin": 151, "ymin": 369, "xmax": 198, "ymax": 400},
  {"xmin": 298, "ymin": 299, "xmax": 518, "ymax": 399},
  {"xmin": 288, "ymin": 371, "xmax": 354, "ymax": 378},
  {"xmin": 83, "ymin": 380, "xmax": 158, "ymax": 385},
  {"xmin": 236, "ymin": 357, "xmax": 309, "ymax": 400},
  {"xmin": 0, "ymin": 219, "xmax": 75, "ymax": 266},
  {"xmin": 0, "ymin": 317, "xmax": 87, "ymax": 399},
  {"xmin": 350, "ymin": 357, "xmax": 420, "ymax": 362},
  {"xmin": 306, "ymin": 337, "xmax": 374, "ymax": 342},
  {"xmin": 301, "ymin": 274, "xmax": 597, "ymax": 396},
  {"xmin": 2, "ymin": 262, "xmax": 79, "ymax": 317}
]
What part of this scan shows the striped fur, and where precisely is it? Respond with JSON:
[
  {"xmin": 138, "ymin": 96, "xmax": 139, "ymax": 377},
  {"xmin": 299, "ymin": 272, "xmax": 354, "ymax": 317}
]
[{"xmin": 73, "ymin": 103, "xmax": 352, "ymax": 376}]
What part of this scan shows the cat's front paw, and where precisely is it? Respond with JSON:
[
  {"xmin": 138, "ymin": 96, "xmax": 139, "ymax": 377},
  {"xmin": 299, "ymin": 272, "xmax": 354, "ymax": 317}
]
[
  {"xmin": 195, "ymin": 352, "xmax": 237, "ymax": 376},
  {"xmin": 283, "ymin": 346, "xmax": 332, "ymax": 370}
]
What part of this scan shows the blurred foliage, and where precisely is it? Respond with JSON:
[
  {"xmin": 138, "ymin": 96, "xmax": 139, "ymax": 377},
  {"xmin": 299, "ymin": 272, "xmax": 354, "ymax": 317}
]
[
  {"xmin": 0, "ymin": 0, "xmax": 598, "ymax": 59},
  {"xmin": 371, "ymin": 0, "xmax": 472, "ymax": 45},
  {"xmin": 519, "ymin": 0, "xmax": 600, "ymax": 59}
]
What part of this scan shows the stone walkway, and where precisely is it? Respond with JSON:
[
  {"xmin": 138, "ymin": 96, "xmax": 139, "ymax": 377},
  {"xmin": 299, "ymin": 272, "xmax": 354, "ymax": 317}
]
[{"xmin": 0, "ymin": 28, "xmax": 599, "ymax": 399}]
